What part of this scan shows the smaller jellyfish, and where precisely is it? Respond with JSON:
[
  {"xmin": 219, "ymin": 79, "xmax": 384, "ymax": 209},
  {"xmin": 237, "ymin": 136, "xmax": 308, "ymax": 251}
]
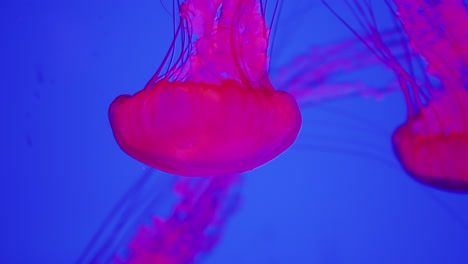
[
  {"xmin": 390, "ymin": 0, "xmax": 468, "ymax": 192},
  {"xmin": 76, "ymin": 170, "xmax": 241, "ymax": 264},
  {"xmin": 118, "ymin": 175, "xmax": 241, "ymax": 264},
  {"xmin": 108, "ymin": 0, "xmax": 302, "ymax": 177},
  {"xmin": 322, "ymin": 0, "xmax": 468, "ymax": 192}
]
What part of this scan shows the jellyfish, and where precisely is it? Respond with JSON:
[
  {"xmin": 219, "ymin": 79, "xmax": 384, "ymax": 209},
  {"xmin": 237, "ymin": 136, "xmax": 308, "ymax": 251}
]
[
  {"xmin": 108, "ymin": 0, "xmax": 302, "ymax": 177},
  {"xmin": 75, "ymin": 169, "xmax": 241, "ymax": 264},
  {"xmin": 390, "ymin": 0, "xmax": 468, "ymax": 192},
  {"xmin": 118, "ymin": 174, "xmax": 241, "ymax": 264},
  {"xmin": 322, "ymin": 0, "xmax": 468, "ymax": 192}
]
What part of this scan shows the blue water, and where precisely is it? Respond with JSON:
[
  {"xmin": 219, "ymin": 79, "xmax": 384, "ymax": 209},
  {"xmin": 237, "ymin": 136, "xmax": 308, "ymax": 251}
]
[{"xmin": 1, "ymin": 0, "xmax": 468, "ymax": 263}]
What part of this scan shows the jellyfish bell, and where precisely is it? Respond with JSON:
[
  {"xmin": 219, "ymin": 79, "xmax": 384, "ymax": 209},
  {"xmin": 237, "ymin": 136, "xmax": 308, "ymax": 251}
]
[
  {"xmin": 109, "ymin": 0, "xmax": 302, "ymax": 177},
  {"xmin": 392, "ymin": 89, "xmax": 468, "ymax": 192},
  {"xmin": 109, "ymin": 80, "xmax": 301, "ymax": 177}
]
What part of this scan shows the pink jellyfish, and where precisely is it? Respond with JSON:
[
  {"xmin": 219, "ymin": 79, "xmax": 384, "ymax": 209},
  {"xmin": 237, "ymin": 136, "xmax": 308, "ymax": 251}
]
[
  {"xmin": 390, "ymin": 0, "xmax": 468, "ymax": 192},
  {"xmin": 323, "ymin": 0, "xmax": 468, "ymax": 192},
  {"xmin": 117, "ymin": 174, "xmax": 241, "ymax": 264},
  {"xmin": 75, "ymin": 170, "xmax": 241, "ymax": 264},
  {"xmin": 108, "ymin": 0, "xmax": 302, "ymax": 177}
]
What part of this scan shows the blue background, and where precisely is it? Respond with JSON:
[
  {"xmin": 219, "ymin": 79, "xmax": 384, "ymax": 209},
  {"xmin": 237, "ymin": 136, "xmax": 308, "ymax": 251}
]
[{"xmin": 2, "ymin": 0, "xmax": 468, "ymax": 263}]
